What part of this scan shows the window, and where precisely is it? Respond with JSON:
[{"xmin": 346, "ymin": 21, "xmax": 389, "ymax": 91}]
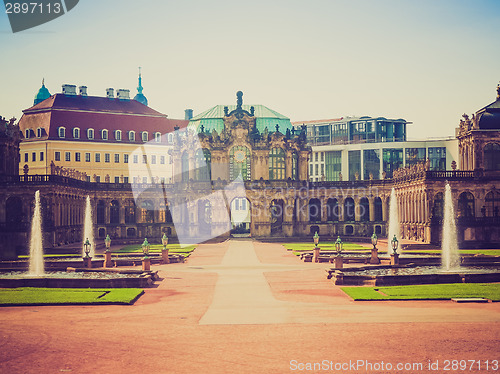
[
  {"xmin": 229, "ymin": 146, "xmax": 251, "ymax": 181},
  {"xmin": 124, "ymin": 154, "xmax": 129, "ymax": 163},
  {"xmin": 382, "ymin": 148, "xmax": 403, "ymax": 178},
  {"xmin": 291, "ymin": 153, "xmax": 298, "ymax": 180},
  {"xmin": 65, "ymin": 152, "xmax": 70, "ymax": 162},
  {"xmin": 58, "ymin": 127, "xmax": 65, "ymax": 138},
  {"xmin": 428, "ymin": 147, "xmax": 446, "ymax": 171},
  {"xmin": 142, "ymin": 155, "xmax": 147, "ymax": 164},
  {"xmin": 87, "ymin": 128, "xmax": 94, "ymax": 140},
  {"xmin": 133, "ymin": 155, "xmax": 138, "ymax": 163},
  {"xmin": 168, "ymin": 133, "xmax": 174, "ymax": 143},
  {"xmin": 115, "ymin": 130, "xmax": 122, "ymax": 141},
  {"xmin": 315, "ymin": 153, "xmax": 318, "ymax": 162},
  {"xmin": 151, "ymin": 155, "xmax": 156, "ymax": 164},
  {"xmin": 269, "ymin": 148, "xmax": 286, "ymax": 180},
  {"xmin": 155, "ymin": 132, "xmax": 161, "ymax": 142},
  {"xmin": 24, "ymin": 129, "xmax": 30, "ymax": 139},
  {"xmin": 160, "ymin": 155, "xmax": 165, "ymax": 164},
  {"xmin": 405, "ymin": 148, "xmax": 426, "ymax": 167},
  {"xmin": 24, "ymin": 153, "xmax": 28, "ymax": 162},
  {"xmin": 95, "ymin": 153, "xmax": 101, "ymax": 162},
  {"xmin": 86, "ymin": 176, "xmax": 91, "ymax": 182},
  {"xmin": 363, "ymin": 149, "xmax": 380, "ymax": 180},
  {"xmin": 114, "ymin": 154, "xmax": 120, "ymax": 163},
  {"xmin": 73, "ymin": 127, "xmax": 80, "ymax": 139},
  {"xmin": 37, "ymin": 128, "xmax": 42, "ymax": 138},
  {"xmin": 85, "ymin": 153, "xmax": 91, "ymax": 162},
  {"xmin": 101, "ymin": 129, "xmax": 108, "ymax": 140},
  {"xmin": 315, "ymin": 164, "xmax": 318, "ymax": 175},
  {"xmin": 55, "ymin": 152, "xmax": 60, "ymax": 161},
  {"xmin": 484, "ymin": 143, "xmax": 500, "ymax": 171},
  {"xmin": 123, "ymin": 176, "xmax": 129, "ymax": 183},
  {"xmin": 141, "ymin": 132, "xmax": 148, "ymax": 142},
  {"xmin": 75, "ymin": 152, "xmax": 81, "ymax": 162},
  {"xmin": 95, "ymin": 176, "xmax": 101, "ymax": 183},
  {"xmin": 195, "ymin": 149, "xmax": 211, "ymax": 181},
  {"xmin": 142, "ymin": 177, "xmax": 148, "ymax": 184},
  {"xmin": 40, "ymin": 152, "xmax": 44, "ymax": 161},
  {"xmin": 114, "ymin": 177, "xmax": 120, "ymax": 183},
  {"xmin": 321, "ymin": 152, "xmax": 324, "ymax": 162},
  {"xmin": 32, "ymin": 152, "xmax": 36, "ymax": 162},
  {"xmin": 129, "ymin": 131, "xmax": 135, "ymax": 141},
  {"xmin": 105, "ymin": 153, "xmax": 110, "ymax": 163}
]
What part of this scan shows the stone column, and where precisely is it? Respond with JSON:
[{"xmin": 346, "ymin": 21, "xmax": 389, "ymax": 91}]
[{"xmin": 369, "ymin": 197, "xmax": 375, "ymax": 222}]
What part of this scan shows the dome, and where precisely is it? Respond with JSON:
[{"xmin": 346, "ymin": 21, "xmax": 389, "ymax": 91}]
[
  {"xmin": 134, "ymin": 93, "xmax": 148, "ymax": 106},
  {"xmin": 34, "ymin": 80, "xmax": 51, "ymax": 105}
]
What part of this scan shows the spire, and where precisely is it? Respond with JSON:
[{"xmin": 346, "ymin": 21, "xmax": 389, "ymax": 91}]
[{"xmin": 133, "ymin": 67, "xmax": 148, "ymax": 106}]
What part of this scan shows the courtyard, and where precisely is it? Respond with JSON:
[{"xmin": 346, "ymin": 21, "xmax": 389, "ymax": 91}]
[{"xmin": 1, "ymin": 239, "xmax": 499, "ymax": 373}]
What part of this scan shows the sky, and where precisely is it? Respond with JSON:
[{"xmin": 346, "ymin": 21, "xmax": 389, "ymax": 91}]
[{"xmin": 0, "ymin": 0, "xmax": 499, "ymax": 139}]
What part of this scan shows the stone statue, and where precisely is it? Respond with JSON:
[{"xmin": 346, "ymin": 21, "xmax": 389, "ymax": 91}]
[{"xmin": 236, "ymin": 91, "xmax": 243, "ymax": 110}]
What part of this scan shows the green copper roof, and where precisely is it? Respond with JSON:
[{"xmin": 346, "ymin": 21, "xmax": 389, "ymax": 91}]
[{"xmin": 189, "ymin": 104, "xmax": 292, "ymax": 133}]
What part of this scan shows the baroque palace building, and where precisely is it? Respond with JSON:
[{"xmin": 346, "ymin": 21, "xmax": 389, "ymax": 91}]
[{"xmin": 0, "ymin": 83, "xmax": 499, "ymax": 258}]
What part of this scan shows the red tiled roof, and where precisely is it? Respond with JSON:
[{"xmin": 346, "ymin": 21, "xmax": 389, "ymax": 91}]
[{"xmin": 19, "ymin": 94, "xmax": 188, "ymax": 143}]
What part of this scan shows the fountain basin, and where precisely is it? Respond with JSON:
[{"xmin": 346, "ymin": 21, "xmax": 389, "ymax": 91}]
[
  {"xmin": 327, "ymin": 264, "xmax": 500, "ymax": 286},
  {"xmin": 0, "ymin": 269, "xmax": 159, "ymax": 288}
]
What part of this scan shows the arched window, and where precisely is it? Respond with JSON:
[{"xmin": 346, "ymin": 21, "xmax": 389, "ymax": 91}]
[
  {"xmin": 129, "ymin": 131, "xmax": 135, "ymax": 142},
  {"xmin": 344, "ymin": 197, "xmax": 355, "ymax": 221},
  {"xmin": 101, "ymin": 129, "xmax": 108, "ymax": 140},
  {"xmin": 195, "ymin": 149, "xmax": 211, "ymax": 181},
  {"xmin": 360, "ymin": 197, "xmax": 370, "ymax": 222},
  {"xmin": 115, "ymin": 130, "xmax": 122, "ymax": 141},
  {"xmin": 110, "ymin": 200, "xmax": 120, "ymax": 224},
  {"xmin": 167, "ymin": 133, "xmax": 174, "ymax": 144},
  {"xmin": 327, "ymin": 198, "xmax": 339, "ymax": 221},
  {"xmin": 484, "ymin": 143, "xmax": 500, "ymax": 171},
  {"xmin": 141, "ymin": 200, "xmax": 155, "ymax": 223},
  {"xmin": 374, "ymin": 197, "xmax": 383, "ymax": 221},
  {"xmin": 124, "ymin": 200, "xmax": 136, "ymax": 224},
  {"xmin": 485, "ymin": 191, "xmax": 500, "ymax": 217},
  {"xmin": 37, "ymin": 127, "xmax": 43, "ymax": 138},
  {"xmin": 25, "ymin": 129, "xmax": 31, "ymax": 139},
  {"xmin": 96, "ymin": 200, "xmax": 105, "ymax": 224},
  {"xmin": 87, "ymin": 128, "xmax": 94, "ymax": 140},
  {"xmin": 154, "ymin": 132, "xmax": 161, "ymax": 142},
  {"xmin": 181, "ymin": 151, "xmax": 189, "ymax": 182},
  {"xmin": 269, "ymin": 147, "xmax": 286, "ymax": 180},
  {"xmin": 433, "ymin": 192, "xmax": 444, "ymax": 219},
  {"xmin": 141, "ymin": 131, "xmax": 148, "ymax": 142},
  {"xmin": 58, "ymin": 127, "xmax": 65, "ymax": 138},
  {"xmin": 73, "ymin": 127, "xmax": 80, "ymax": 139},
  {"xmin": 309, "ymin": 198, "xmax": 321, "ymax": 222},
  {"xmin": 230, "ymin": 146, "xmax": 251, "ymax": 181},
  {"xmin": 458, "ymin": 192, "xmax": 475, "ymax": 218},
  {"xmin": 291, "ymin": 152, "xmax": 299, "ymax": 180}
]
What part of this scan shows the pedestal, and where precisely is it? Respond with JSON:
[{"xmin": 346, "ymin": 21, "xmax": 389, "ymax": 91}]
[
  {"xmin": 312, "ymin": 247, "xmax": 320, "ymax": 263},
  {"xmin": 390, "ymin": 253, "xmax": 400, "ymax": 265},
  {"xmin": 83, "ymin": 257, "xmax": 92, "ymax": 269},
  {"xmin": 161, "ymin": 248, "xmax": 170, "ymax": 264},
  {"xmin": 142, "ymin": 257, "xmax": 151, "ymax": 271},
  {"xmin": 104, "ymin": 251, "xmax": 112, "ymax": 268},
  {"xmin": 334, "ymin": 256, "xmax": 343, "ymax": 269},
  {"xmin": 370, "ymin": 247, "xmax": 380, "ymax": 264}
]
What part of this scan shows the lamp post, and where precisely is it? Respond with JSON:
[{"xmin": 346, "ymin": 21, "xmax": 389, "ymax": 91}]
[
  {"xmin": 312, "ymin": 232, "xmax": 320, "ymax": 263},
  {"xmin": 142, "ymin": 238, "xmax": 151, "ymax": 271},
  {"xmin": 104, "ymin": 235, "xmax": 112, "ymax": 268},
  {"xmin": 333, "ymin": 236, "xmax": 343, "ymax": 268},
  {"xmin": 390, "ymin": 234, "xmax": 400, "ymax": 265},
  {"xmin": 370, "ymin": 231, "xmax": 380, "ymax": 264},
  {"xmin": 161, "ymin": 233, "xmax": 169, "ymax": 264},
  {"xmin": 83, "ymin": 238, "xmax": 92, "ymax": 268}
]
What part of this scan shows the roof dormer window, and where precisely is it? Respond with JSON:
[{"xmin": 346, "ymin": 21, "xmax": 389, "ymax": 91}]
[
  {"xmin": 141, "ymin": 131, "xmax": 148, "ymax": 142},
  {"xmin": 37, "ymin": 128, "xmax": 43, "ymax": 138},
  {"xmin": 129, "ymin": 131, "xmax": 135, "ymax": 142},
  {"xmin": 154, "ymin": 132, "xmax": 161, "ymax": 143},
  {"xmin": 73, "ymin": 127, "xmax": 80, "ymax": 139},
  {"xmin": 25, "ymin": 129, "xmax": 31, "ymax": 139},
  {"xmin": 58, "ymin": 127, "xmax": 66, "ymax": 138},
  {"xmin": 87, "ymin": 128, "xmax": 94, "ymax": 140},
  {"xmin": 101, "ymin": 129, "xmax": 108, "ymax": 140},
  {"xmin": 115, "ymin": 130, "xmax": 122, "ymax": 141}
]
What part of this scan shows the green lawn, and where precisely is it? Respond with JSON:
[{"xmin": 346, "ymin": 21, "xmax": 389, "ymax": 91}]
[
  {"xmin": 115, "ymin": 244, "xmax": 196, "ymax": 257},
  {"xmin": 0, "ymin": 288, "xmax": 144, "ymax": 306},
  {"xmin": 282, "ymin": 242, "xmax": 369, "ymax": 255},
  {"xmin": 403, "ymin": 249, "xmax": 500, "ymax": 256},
  {"xmin": 341, "ymin": 283, "xmax": 500, "ymax": 301}
]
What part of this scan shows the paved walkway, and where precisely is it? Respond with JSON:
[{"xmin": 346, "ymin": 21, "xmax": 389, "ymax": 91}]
[{"xmin": 1, "ymin": 239, "xmax": 499, "ymax": 374}]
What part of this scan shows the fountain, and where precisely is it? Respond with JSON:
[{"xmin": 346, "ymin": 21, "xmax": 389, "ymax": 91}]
[
  {"xmin": 83, "ymin": 196, "xmax": 95, "ymax": 258},
  {"xmin": 387, "ymin": 188, "xmax": 400, "ymax": 255},
  {"xmin": 441, "ymin": 183, "xmax": 460, "ymax": 271},
  {"xmin": 28, "ymin": 190, "xmax": 44, "ymax": 276}
]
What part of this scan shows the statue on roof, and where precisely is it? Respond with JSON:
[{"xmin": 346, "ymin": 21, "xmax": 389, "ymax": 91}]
[
  {"xmin": 497, "ymin": 82, "xmax": 500, "ymax": 99},
  {"xmin": 236, "ymin": 91, "xmax": 243, "ymax": 110}
]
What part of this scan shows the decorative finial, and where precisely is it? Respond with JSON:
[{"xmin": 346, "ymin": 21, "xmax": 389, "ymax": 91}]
[
  {"xmin": 236, "ymin": 91, "xmax": 243, "ymax": 110},
  {"xmin": 275, "ymin": 124, "xmax": 279, "ymax": 133},
  {"xmin": 42, "ymin": 78, "xmax": 45, "ymax": 86},
  {"xmin": 139, "ymin": 66, "xmax": 142, "ymax": 77}
]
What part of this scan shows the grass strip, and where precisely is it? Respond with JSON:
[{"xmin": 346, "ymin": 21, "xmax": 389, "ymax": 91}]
[
  {"xmin": 0, "ymin": 287, "xmax": 144, "ymax": 306},
  {"xmin": 341, "ymin": 283, "xmax": 500, "ymax": 301},
  {"xmin": 115, "ymin": 244, "xmax": 196, "ymax": 257}
]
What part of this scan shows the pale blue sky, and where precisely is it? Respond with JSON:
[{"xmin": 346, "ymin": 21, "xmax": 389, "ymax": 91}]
[{"xmin": 1, "ymin": 0, "xmax": 499, "ymax": 139}]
